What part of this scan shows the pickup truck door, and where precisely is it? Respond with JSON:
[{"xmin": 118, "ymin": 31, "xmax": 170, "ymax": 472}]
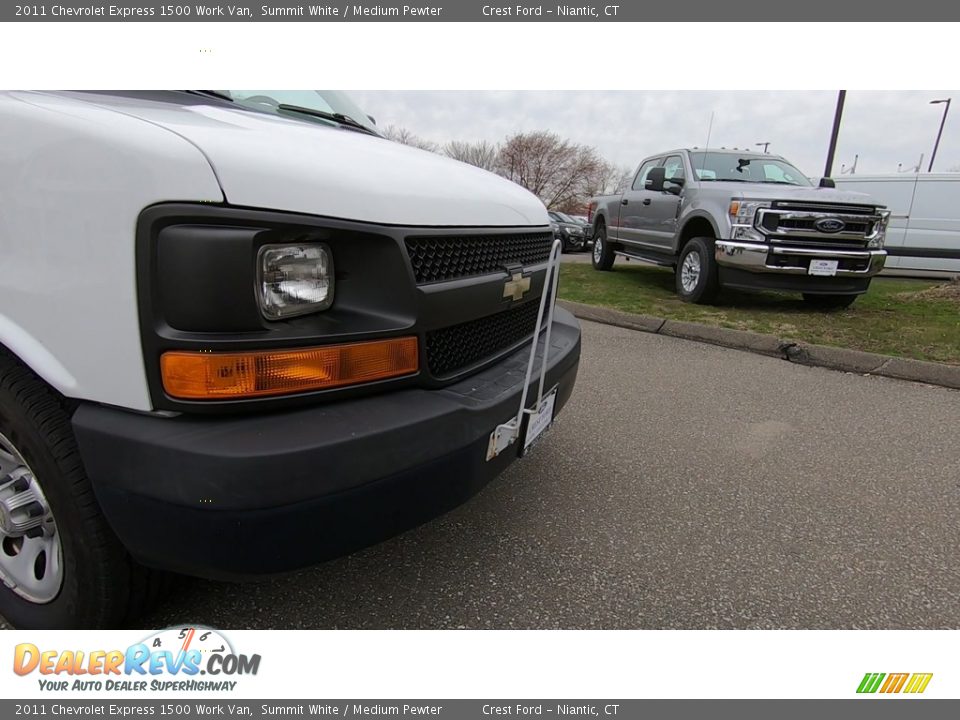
[
  {"xmin": 614, "ymin": 158, "xmax": 662, "ymax": 247},
  {"xmin": 639, "ymin": 154, "xmax": 685, "ymax": 251}
]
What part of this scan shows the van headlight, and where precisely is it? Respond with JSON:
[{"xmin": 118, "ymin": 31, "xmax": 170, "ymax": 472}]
[{"xmin": 257, "ymin": 243, "xmax": 334, "ymax": 320}]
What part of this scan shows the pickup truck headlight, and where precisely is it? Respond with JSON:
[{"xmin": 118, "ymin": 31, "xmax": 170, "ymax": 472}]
[
  {"xmin": 257, "ymin": 243, "xmax": 334, "ymax": 320},
  {"xmin": 867, "ymin": 210, "xmax": 891, "ymax": 249},
  {"xmin": 729, "ymin": 200, "xmax": 770, "ymax": 243}
]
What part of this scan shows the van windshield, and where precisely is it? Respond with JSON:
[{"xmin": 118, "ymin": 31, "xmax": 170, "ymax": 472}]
[
  {"xmin": 689, "ymin": 152, "xmax": 812, "ymax": 186},
  {"xmin": 215, "ymin": 90, "xmax": 379, "ymax": 133}
]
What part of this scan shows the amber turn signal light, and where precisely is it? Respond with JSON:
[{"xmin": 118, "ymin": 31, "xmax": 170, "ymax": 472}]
[{"xmin": 160, "ymin": 337, "xmax": 419, "ymax": 400}]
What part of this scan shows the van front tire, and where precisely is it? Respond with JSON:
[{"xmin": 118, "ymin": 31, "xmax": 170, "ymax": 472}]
[{"xmin": 0, "ymin": 353, "xmax": 161, "ymax": 628}]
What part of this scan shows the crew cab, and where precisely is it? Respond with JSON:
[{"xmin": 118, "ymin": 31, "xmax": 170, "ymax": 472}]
[
  {"xmin": 588, "ymin": 149, "xmax": 890, "ymax": 308},
  {"xmin": 0, "ymin": 90, "xmax": 581, "ymax": 628}
]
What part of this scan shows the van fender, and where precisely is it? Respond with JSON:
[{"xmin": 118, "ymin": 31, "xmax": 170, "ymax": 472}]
[{"xmin": 0, "ymin": 313, "xmax": 78, "ymax": 395}]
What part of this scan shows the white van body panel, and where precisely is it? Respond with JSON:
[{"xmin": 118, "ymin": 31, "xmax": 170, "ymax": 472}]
[
  {"xmin": 0, "ymin": 91, "xmax": 224, "ymax": 410},
  {"xmin": 63, "ymin": 92, "xmax": 550, "ymax": 228},
  {"xmin": 834, "ymin": 174, "xmax": 960, "ymax": 277},
  {"xmin": 1, "ymin": 91, "xmax": 552, "ymax": 411}
]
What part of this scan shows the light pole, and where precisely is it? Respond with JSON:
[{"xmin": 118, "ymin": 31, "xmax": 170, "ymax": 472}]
[
  {"xmin": 755, "ymin": 142, "xmax": 770, "ymax": 153},
  {"xmin": 824, "ymin": 90, "xmax": 846, "ymax": 178},
  {"xmin": 928, "ymin": 98, "xmax": 951, "ymax": 172}
]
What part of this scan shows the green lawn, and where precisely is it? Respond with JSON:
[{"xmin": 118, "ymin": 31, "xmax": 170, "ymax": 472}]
[{"xmin": 558, "ymin": 261, "xmax": 960, "ymax": 365}]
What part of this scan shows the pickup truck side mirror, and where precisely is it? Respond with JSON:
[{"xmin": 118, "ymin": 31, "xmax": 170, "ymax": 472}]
[
  {"xmin": 819, "ymin": 177, "xmax": 835, "ymax": 188},
  {"xmin": 645, "ymin": 167, "xmax": 666, "ymax": 192}
]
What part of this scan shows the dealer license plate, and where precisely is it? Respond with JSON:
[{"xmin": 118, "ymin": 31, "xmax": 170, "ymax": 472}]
[
  {"xmin": 521, "ymin": 387, "xmax": 557, "ymax": 455},
  {"xmin": 486, "ymin": 387, "xmax": 559, "ymax": 461},
  {"xmin": 808, "ymin": 259, "xmax": 839, "ymax": 276}
]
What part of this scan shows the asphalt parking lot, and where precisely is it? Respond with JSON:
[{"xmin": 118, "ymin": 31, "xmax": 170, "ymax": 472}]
[{"xmin": 143, "ymin": 319, "xmax": 960, "ymax": 629}]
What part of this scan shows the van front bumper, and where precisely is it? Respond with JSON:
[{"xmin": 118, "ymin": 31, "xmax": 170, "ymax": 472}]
[
  {"xmin": 715, "ymin": 240, "xmax": 886, "ymax": 294},
  {"xmin": 72, "ymin": 309, "xmax": 580, "ymax": 580}
]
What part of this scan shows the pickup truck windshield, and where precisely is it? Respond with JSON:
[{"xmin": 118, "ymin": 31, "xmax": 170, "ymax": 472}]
[
  {"xmin": 689, "ymin": 152, "xmax": 812, "ymax": 186},
  {"xmin": 209, "ymin": 90, "xmax": 379, "ymax": 133}
]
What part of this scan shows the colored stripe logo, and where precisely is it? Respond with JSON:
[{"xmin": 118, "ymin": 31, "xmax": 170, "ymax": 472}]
[{"xmin": 857, "ymin": 673, "xmax": 933, "ymax": 694}]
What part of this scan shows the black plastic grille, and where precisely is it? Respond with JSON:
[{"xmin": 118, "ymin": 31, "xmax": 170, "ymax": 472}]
[
  {"xmin": 768, "ymin": 254, "xmax": 870, "ymax": 272},
  {"xmin": 426, "ymin": 300, "xmax": 543, "ymax": 377},
  {"xmin": 405, "ymin": 232, "xmax": 553, "ymax": 284}
]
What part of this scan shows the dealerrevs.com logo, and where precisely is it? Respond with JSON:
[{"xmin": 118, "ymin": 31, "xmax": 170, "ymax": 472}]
[
  {"xmin": 13, "ymin": 627, "xmax": 261, "ymax": 693},
  {"xmin": 857, "ymin": 673, "xmax": 933, "ymax": 695}
]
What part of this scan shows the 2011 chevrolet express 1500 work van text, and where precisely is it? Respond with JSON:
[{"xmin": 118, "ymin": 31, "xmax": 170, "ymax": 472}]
[
  {"xmin": 588, "ymin": 149, "xmax": 890, "ymax": 309},
  {"xmin": 0, "ymin": 90, "xmax": 581, "ymax": 628}
]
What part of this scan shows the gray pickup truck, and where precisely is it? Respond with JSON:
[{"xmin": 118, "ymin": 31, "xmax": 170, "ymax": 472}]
[{"xmin": 588, "ymin": 149, "xmax": 891, "ymax": 308}]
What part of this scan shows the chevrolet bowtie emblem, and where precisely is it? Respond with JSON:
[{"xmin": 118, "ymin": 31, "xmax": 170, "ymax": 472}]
[{"xmin": 502, "ymin": 271, "xmax": 531, "ymax": 302}]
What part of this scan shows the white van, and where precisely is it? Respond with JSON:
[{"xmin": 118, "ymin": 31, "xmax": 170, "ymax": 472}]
[
  {"xmin": 833, "ymin": 174, "xmax": 960, "ymax": 278},
  {"xmin": 0, "ymin": 91, "xmax": 581, "ymax": 628}
]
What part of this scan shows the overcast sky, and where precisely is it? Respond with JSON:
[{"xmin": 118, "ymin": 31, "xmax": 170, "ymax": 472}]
[{"xmin": 349, "ymin": 91, "xmax": 959, "ymax": 177}]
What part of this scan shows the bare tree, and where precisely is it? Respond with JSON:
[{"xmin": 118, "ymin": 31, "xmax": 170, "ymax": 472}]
[
  {"xmin": 443, "ymin": 140, "xmax": 500, "ymax": 171},
  {"xmin": 577, "ymin": 161, "xmax": 631, "ymax": 203},
  {"xmin": 382, "ymin": 125, "xmax": 438, "ymax": 152},
  {"xmin": 605, "ymin": 164, "xmax": 635, "ymax": 195},
  {"xmin": 495, "ymin": 131, "xmax": 610, "ymax": 212},
  {"xmin": 381, "ymin": 126, "xmax": 626, "ymax": 213}
]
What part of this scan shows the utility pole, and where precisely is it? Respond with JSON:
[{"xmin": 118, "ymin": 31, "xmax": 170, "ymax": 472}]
[
  {"xmin": 755, "ymin": 142, "xmax": 770, "ymax": 153},
  {"xmin": 928, "ymin": 98, "xmax": 951, "ymax": 172},
  {"xmin": 823, "ymin": 90, "xmax": 846, "ymax": 178}
]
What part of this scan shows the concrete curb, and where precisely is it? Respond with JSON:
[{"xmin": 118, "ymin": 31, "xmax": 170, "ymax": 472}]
[{"xmin": 558, "ymin": 299, "xmax": 960, "ymax": 391}]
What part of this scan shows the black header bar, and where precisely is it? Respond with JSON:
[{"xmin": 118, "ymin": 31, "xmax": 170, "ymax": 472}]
[{"xmin": 4, "ymin": 0, "xmax": 956, "ymax": 22}]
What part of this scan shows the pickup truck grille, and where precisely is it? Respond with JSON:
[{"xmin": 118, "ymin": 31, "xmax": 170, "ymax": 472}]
[
  {"xmin": 426, "ymin": 300, "xmax": 542, "ymax": 377},
  {"xmin": 405, "ymin": 232, "xmax": 553, "ymax": 284},
  {"xmin": 757, "ymin": 203, "xmax": 883, "ymax": 248}
]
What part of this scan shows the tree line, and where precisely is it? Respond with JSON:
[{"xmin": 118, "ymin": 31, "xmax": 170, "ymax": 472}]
[{"xmin": 383, "ymin": 126, "xmax": 632, "ymax": 214}]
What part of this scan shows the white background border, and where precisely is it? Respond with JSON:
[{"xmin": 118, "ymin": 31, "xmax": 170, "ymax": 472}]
[
  {"xmin": 0, "ymin": 22, "xmax": 957, "ymax": 90},
  {"xmin": 2, "ymin": 629, "xmax": 955, "ymax": 699},
  {"xmin": 1, "ymin": 18, "xmax": 957, "ymax": 701}
]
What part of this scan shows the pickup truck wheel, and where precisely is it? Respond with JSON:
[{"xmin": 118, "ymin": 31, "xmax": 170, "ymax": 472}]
[
  {"xmin": 802, "ymin": 293, "xmax": 858, "ymax": 310},
  {"xmin": 592, "ymin": 227, "xmax": 615, "ymax": 271},
  {"xmin": 0, "ymin": 355, "xmax": 163, "ymax": 628},
  {"xmin": 676, "ymin": 237, "xmax": 719, "ymax": 304}
]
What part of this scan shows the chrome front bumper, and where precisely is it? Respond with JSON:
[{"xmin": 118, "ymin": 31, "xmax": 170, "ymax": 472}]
[{"xmin": 715, "ymin": 240, "xmax": 887, "ymax": 277}]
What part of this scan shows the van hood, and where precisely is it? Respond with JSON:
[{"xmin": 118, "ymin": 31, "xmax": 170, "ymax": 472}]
[
  {"xmin": 704, "ymin": 180, "xmax": 881, "ymax": 207},
  {"xmin": 64, "ymin": 92, "xmax": 550, "ymax": 227}
]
